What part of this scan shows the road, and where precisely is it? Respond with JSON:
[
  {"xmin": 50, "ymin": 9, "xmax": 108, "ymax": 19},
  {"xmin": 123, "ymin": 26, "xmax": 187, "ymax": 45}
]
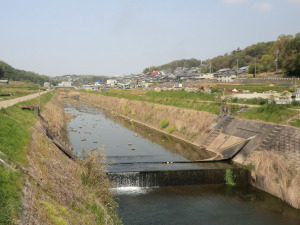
[{"xmin": 0, "ymin": 91, "xmax": 50, "ymax": 109}]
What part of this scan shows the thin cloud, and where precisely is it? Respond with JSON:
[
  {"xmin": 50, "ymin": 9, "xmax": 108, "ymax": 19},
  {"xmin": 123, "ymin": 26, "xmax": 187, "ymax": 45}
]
[
  {"xmin": 223, "ymin": 0, "xmax": 247, "ymax": 4},
  {"xmin": 255, "ymin": 2, "xmax": 273, "ymax": 12},
  {"xmin": 286, "ymin": 0, "xmax": 300, "ymax": 5}
]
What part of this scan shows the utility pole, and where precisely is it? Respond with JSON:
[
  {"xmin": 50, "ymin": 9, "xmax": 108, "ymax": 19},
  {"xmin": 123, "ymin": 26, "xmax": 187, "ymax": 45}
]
[
  {"xmin": 209, "ymin": 62, "xmax": 212, "ymax": 73},
  {"xmin": 237, "ymin": 59, "xmax": 239, "ymax": 68},
  {"xmin": 275, "ymin": 50, "xmax": 279, "ymax": 72},
  {"xmin": 38, "ymin": 85, "xmax": 40, "ymax": 115},
  {"xmin": 254, "ymin": 57, "xmax": 257, "ymax": 77}
]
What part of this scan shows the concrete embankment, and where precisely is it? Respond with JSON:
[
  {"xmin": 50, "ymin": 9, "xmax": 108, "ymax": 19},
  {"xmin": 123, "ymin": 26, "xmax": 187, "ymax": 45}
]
[{"xmin": 75, "ymin": 91, "xmax": 300, "ymax": 209}]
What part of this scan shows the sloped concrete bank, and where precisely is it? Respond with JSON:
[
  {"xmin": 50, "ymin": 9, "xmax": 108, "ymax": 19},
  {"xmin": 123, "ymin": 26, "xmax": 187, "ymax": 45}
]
[
  {"xmin": 224, "ymin": 118, "xmax": 300, "ymax": 209},
  {"xmin": 76, "ymin": 91, "xmax": 300, "ymax": 209}
]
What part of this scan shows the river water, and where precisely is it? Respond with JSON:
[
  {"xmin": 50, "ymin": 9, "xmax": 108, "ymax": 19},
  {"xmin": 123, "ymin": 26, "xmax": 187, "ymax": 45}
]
[{"xmin": 66, "ymin": 103, "xmax": 300, "ymax": 225}]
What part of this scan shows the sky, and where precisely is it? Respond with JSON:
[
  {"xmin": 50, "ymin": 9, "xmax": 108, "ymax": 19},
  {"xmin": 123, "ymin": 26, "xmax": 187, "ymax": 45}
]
[{"xmin": 0, "ymin": 0, "xmax": 300, "ymax": 77}]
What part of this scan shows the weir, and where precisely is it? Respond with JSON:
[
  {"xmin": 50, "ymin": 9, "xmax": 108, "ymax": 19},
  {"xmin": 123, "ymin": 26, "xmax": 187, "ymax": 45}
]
[{"xmin": 108, "ymin": 168, "xmax": 249, "ymax": 187}]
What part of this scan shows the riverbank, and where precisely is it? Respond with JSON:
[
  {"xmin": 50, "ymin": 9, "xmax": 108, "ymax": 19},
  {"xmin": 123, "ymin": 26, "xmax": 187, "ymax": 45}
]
[
  {"xmin": 0, "ymin": 90, "xmax": 121, "ymax": 224},
  {"xmin": 21, "ymin": 90, "xmax": 121, "ymax": 224},
  {"xmin": 74, "ymin": 90, "xmax": 300, "ymax": 209}
]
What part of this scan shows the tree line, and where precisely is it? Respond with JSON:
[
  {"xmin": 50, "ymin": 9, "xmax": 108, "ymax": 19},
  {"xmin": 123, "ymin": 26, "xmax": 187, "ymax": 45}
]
[
  {"xmin": 143, "ymin": 33, "xmax": 300, "ymax": 76},
  {"xmin": 143, "ymin": 58, "xmax": 202, "ymax": 74},
  {"xmin": 0, "ymin": 60, "xmax": 49, "ymax": 85}
]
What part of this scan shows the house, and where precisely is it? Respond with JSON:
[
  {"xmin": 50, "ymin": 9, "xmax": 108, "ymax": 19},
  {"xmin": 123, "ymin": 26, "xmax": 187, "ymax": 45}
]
[
  {"xmin": 43, "ymin": 82, "xmax": 50, "ymax": 89},
  {"xmin": 215, "ymin": 74, "xmax": 237, "ymax": 82},
  {"xmin": 173, "ymin": 83, "xmax": 183, "ymax": 88},
  {"xmin": 58, "ymin": 81, "xmax": 72, "ymax": 87},
  {"xmin": 240, "ymin": 66, "xmax": 249, "ymax": 74},
  {"xmin": 196, "ymin": 73, "xmax": 214, "ymax": 80},
  {"xmin": 293, "ymin": 88, "xmax": 300, "ymax": 102},
  {"xmin": 106, "ymin": 79, "xmax": 117, "ymax": 86}
]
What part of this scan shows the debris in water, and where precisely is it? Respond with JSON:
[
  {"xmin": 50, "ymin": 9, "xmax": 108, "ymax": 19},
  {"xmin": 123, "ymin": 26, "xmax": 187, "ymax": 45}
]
[
  {"xmin": 93, "ymin": 141, "xmax": 98, "ymax": 143},
  {"xmin": 134, "ymin": 134, "xmax": 138, "ymax": 137},
  {"xmin": 81, "ymin": 139, "xmax": 86, "ymax": 141},
  {"xmin": 79, "ymin": 126, "xmax": 82, "ymax": 129},
  {"xmin": 131, "ymin": 147, "xmax": 135, "ymax": 150},
  {"xmin": 128, "ymin": 143, "xmax": 132, "ymax": 146},
  {"xmin": 72, "ymin": 129, "xmax": 77, "ymax": 132}
]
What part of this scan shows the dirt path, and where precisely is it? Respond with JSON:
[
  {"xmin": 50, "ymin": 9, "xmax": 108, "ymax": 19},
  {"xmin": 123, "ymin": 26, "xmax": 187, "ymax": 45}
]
[{"xmin": 0, "ymin": 91, "xmax": 50, "ymax": 109}]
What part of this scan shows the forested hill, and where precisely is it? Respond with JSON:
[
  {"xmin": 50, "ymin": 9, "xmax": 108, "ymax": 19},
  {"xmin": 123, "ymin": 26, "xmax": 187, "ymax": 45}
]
[
  {"xmin": 143, "ymin": 33, "xmax": 300, "ymax": 76},
  {"xmin": 0, "ymin": 60, "xmax": 49, "ymax": 85}
]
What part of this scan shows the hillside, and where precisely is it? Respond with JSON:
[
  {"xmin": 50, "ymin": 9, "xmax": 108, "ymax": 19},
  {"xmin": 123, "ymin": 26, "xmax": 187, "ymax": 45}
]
[
  {"xmin": 143, "ymin": 33, "xmax": 300, "ymax": 76},
  {"xmin": 0, "ymin": 60, "xmax": 49, "ymax": 85}
]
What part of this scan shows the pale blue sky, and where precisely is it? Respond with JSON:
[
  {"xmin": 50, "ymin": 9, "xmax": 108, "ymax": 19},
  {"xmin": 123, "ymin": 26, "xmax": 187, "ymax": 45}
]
[{"xmin": 0, "ymin": 0, "xmax": 300, "ymax": 76}]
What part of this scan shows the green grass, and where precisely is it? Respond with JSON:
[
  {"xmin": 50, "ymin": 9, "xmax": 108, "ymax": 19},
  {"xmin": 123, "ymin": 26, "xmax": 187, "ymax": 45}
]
[
  {"xmin": 0, "ymin": 81, "xmax": 42, "ymax": 101},
  {"xmin": 216, "ymin": 84, "xmax": 294, "ymax": 93},
  {"xmin": 89, "ymin": 89, "xmax": 221, "ymax": 114},
  {"xmin": 0, "ymin": 168, "xmax": 22, "ymax": 225},
  {"xmin": 0, "ymin": 91, "xmax": 55, "ymax": 224},
  {"xmin": 40, "ymin": 201, "xmax": 71, "ymax": 225},
  {"xmin": 290, "ymin": 119, "xmax": 300, "ymax": 127},
  {"xmin": 239, "ymin": 102, "xmax": 298, "ymax": 123},
  {"xmin": 231, "ymin": 97, "xmax": 268, "ymax": 105}
]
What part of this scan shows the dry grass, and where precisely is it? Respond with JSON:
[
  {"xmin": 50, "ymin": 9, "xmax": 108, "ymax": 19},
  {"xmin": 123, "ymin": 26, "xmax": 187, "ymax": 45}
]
[
  {"xmin": 244, "ymin": 150, "xmax": 300, "ymax": 209},
  {"xmin": 77, "ymin": 91, "xmax": 217, "ymax": 141},
  {"xmin": 20, "ymin": 90, "xmax": 121, "ymax": 225}
]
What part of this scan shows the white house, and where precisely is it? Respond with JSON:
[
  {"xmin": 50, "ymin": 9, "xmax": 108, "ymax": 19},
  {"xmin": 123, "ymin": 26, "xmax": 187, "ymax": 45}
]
[
  {"xmin": 106, "ymin": 79, "xmax": 117, "ymax": 86},
  {"xmin": 215, "ymin": 74, "xmax": 236, "ymax": 82},
  {"xmin": 196, "ymin": 73, "xmax": 214, "ymax": 80},
  {"xmin": 58, "ymin": 81, "xmax": 72, "ymax": 87}
]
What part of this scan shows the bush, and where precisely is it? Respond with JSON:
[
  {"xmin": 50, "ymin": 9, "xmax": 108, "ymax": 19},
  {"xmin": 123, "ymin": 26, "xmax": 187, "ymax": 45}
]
[
  {"xmin": 166, "ymin": 125, "xmax": 176, "ymax": 134},
  {"xmin": 159, "ymin": 119, "xmax": 169, "ymax": 129}
]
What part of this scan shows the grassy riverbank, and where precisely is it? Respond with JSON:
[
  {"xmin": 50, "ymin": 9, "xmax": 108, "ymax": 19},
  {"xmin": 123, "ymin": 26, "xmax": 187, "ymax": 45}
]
[
  {"xmin": 83, "ymin": 89, "xmax": 299, "ymax": 125},
  {"xmin": 0, "ymin": 91, "xmax": 55, "ymax": 224},
  {"xmin": 0, "ymin": 90, "xmax": 121, "ymax": 225}
]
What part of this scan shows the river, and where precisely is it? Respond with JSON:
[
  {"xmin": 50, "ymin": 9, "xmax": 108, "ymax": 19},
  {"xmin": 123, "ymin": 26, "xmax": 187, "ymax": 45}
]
[{"xmin": 66, "ymin": 102, "xmax": 300, "ymax": 225}]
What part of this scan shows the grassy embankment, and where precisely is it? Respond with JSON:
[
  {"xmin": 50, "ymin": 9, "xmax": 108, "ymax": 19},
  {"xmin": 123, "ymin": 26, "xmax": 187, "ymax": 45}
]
[
  {"xmin": 77, "ymin": 91, "xmax": 217, "ymax": 141},
  {"xmin": 86, "ymin": 88, "xmax": 299, "ymax": 125},
  {"xmin": 0, "ymin": 91, "xmax": 54, "ymax": 224},
  {"xmin": 0, "ymin": 90, "xmax": 121, "ymax": 225},
  {"xmin": 0, "ymin": 81, "xmax": 42, "ymax": 101},
  {"xmin": 244, "ymin": 150, "xmax": 300, "ymax": 209}
]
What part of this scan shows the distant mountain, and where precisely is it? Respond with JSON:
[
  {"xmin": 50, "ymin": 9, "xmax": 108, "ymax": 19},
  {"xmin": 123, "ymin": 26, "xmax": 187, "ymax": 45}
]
[
  {"xmin": 143, "ymin": 33, "xmax": 300, "ymax": 76},
  {"xmin": 0, "ymin": 60, "xmax": 49, "ymax": 85}
]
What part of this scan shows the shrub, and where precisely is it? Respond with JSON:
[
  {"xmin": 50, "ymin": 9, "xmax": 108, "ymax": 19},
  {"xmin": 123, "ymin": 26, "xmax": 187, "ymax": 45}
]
[
  {"xmin": 166, "ymin": 125, "xmax": 176, "ymax": 134},
  {"xmin": 159, "ymin": 119, "xmax": 169, "ymax": 129},
  {"xmin": 225, "ymin": 169, "xmax": 236, "ymax": 186}
]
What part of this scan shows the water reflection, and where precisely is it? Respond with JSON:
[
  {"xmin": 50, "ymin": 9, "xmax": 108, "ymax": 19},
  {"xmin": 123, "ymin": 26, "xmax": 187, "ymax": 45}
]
[
  {"xmin": 65, "ymin": 102, "xmax": 229, "ymax": 172},
  {"xmin": 114, "ymin": 184, "xmax": 300, "ymax": 225}
]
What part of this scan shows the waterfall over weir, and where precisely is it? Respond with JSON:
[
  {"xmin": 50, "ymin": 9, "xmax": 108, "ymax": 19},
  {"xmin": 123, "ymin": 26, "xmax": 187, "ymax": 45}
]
[{"xmin": 108, "ymin": 168, "xmax": 249, "ymax": 187}]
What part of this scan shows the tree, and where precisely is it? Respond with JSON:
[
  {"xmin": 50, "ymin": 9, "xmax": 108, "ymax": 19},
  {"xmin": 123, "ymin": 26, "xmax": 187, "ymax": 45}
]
[
  {"xmin": 283, "ymin": 53, "xmax": 300, "ymax": 76},
  {"xmin": 260, "ymin": 54, "xmax": 275, "ymax": 72},
  {"xmin": 0, "ymin": 66, "xmax": 4, "ymax": 79}
]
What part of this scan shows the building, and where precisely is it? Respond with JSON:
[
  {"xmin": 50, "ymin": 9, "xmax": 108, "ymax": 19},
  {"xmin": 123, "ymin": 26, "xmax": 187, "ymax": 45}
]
[{"xmin": 106, "ymin": 79, "xmax": 117, "ymax": 86}]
